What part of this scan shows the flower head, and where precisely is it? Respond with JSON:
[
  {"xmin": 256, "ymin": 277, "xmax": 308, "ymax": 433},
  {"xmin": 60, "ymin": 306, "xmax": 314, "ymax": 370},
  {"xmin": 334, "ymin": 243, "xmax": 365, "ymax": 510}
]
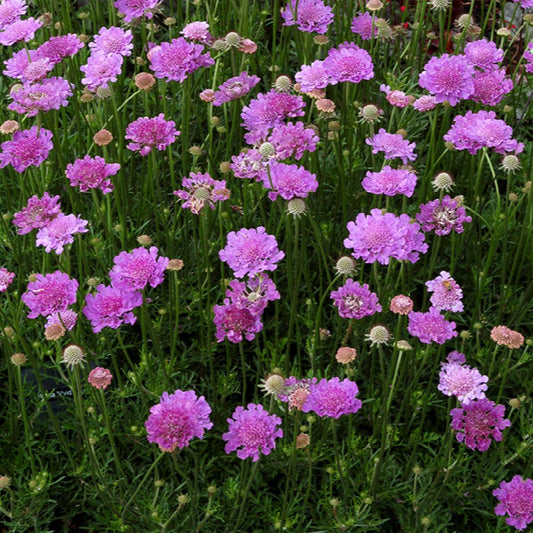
[
  {"xmin": 490, "ymin": 326, "xmax": 524, "ymax": 349},
  {"xmin": 89, "ymin": 26, "xmax": 133, "ymax": 56},
  {"xmin": 212, "ymin": 72, "xmax": 260, "ymax": 106},
  {"xmin": 324, "ymin": 42, "xmax": 374, "ymax": 84},
  {"xmin": 8, "ymin": 77, "xmax": 72, "ymax": 116},
  {"xmin": 219, "ymin": 227, "xmax": 285, "ymax": 278},
  {"xmin": 281, "ymin": 0, "xmax": 334, "ymax": 34},
  {"xmin": 464, "ymin": 39, "xmax": 503, "ymax": 71},
  {"xmin": 125, "ymin": 114, "xmax": 180, "ymax": 156},
  {"xmin": 330, "ymin": 279, "xmax": 381, "ymax": 319},
  {"xmin": 336, "ymin": 347, "xmax": 357, "ymax": 364},
  {"xmin": 0, "ymin": 268, "xmax": 15, "ymax": 292},
  {"xmin": 407, "ymin": 308, "xmax": 457, "ymax": 344},
  {"xmin": 213, "ymin": 300, "xmax": 263, "ymax": 343},
  {"xmin": 36, "ymin": 34, "xmax": 84, "ymax": 64},
  {"xmin": 181, "ymin": 21, "xmax": 211, "ymax": 43},
  {"xmin": 493, "ymin": 475, "xmax": 533, "ymax": 531},
  {"xmin": 62, "ymin": 344, "xmax": 85, "ymax": 369},
  {"xmin": 471, "ymin": 68, "xmax": 513, "ymax": 106},
  {"xmin": 13, "ymin": 192, "xmax": 61, "ymax": 235},
  {"xmin": 88, "ymin": 367, "xmax": 113, "ymax": 390},
  {"xmin": 0, "ymin": 16, "xmax": 41, "ymax": 46},
  {"xmin": 438, "ymin": 362, "xmax": 488, "ymax": 404},
  {"xmin": 145, "ymin": 389, "xmax": 213, "ymax": 452},
  {"xmin": 362, "ymin": 166, "xmax": 417, "ymax": 197},
  {"xmin": 114, "ymin": 0, "xmax": 162, "ymax": 22},
  {"xmin": 294, "ymin": 60, "xmax": 332, "ymax": 93},
  {"xmin": 45, "ymin": 309, "xmax": 77, "ymax": 331},
  {"xmin": 416, "ymin": 196, "xmax": 472, "ymax": 236},
  {"xmin": 450, "ymin": 398, "xmax": 510, "ymax": 451},
  {"xmin": 22, "ymin": 271, "xmax": 78, "ymax": 319},
  {"xmin": 302, "ymin": 377, "xmax": 362, "ymax": 418},
  {"xmin": 351, "ymin": 12, "xmax": 376, "ymax": 40},
  {"xmin": 174, "ymin": 172, "xmax": 229, "ymax": 214},
  {"xmin": 365, "ymin": 129, "xmax": 417, "ymax": 163},
  {"xmin": 425, "ymin": 271, "xmax": 463, "ymax": 312},
  {"xmin": 224, "ymin": 274, "xmax": 280, "ymax": 316},
  {"xmin": 110, "ymin": 246, "xmax": 168, "ymax": 291},
  {"xmin": 66, "ymin": 155, "xmax": 120, "ymax": 194},
  {"xmin": 80, "ymin": 51, "xmax": 123, "ymax": 92},
  {"xmin": 222, "ymin": 403, "xmax": 283, "ymax": 461},
  {"xmin": 263, "ymin": 161, "xmax": 318, "ymax": 201},
  {"xmin": 0, "ymin": 126, "xmax": 53, "ymax": 172},
  {"xmin": 0, "ymin": 0, "xmax": 27, "ymax": 29},
  {"xmin": 36, "ymin": 213, "xmax": 88, "ymax": 255},
  {"xmin": 267, "ymin": 121, "xmax": 319, "ymax": 160},
  {"xmin": 365, "ymin": 324, "xmax": 391, "ymax": 346},
  {"xmin": 390, "ymin": 294, "xmax": 413, "ymax": 315}
]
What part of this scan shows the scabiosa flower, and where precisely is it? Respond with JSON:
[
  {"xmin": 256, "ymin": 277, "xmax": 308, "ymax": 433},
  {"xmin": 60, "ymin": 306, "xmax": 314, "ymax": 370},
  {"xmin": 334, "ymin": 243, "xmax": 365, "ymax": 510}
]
[
  {"xmin": 281, "ymin": 0, "xmax": 334, "ymax": 34},
  {"xmin": 88, "ymin": 367, "xmax": 113, "ymax": 390},
  {"xmin": 425, "ymin": 271, "xmax": 464, "ymax": 312},
  {"xmin": 224, "ymin": 274, "xmax": 280, "ymax": 316},
  {"xmin": 365, "ymin": 324, "xmax": 391, "ymax": 346},
  {"xmin": 213, "ymin": 300, "xmax": 263, "ymax": 343},
  {"xmin": 438, "ymin": 362, "xmax": 488, "ymax": 403},
  {"xmin": 524, "ymin": 42, "xmax": 533, "ymax": 74},
  {"xmin": 145, "ymin": 389, "xmax": 213, "ymax": 452},
  {"xmin": 22, "ymin": 271, "xmax": 78, "ymax": 319},
  {"xmin": 512, "ymin": 0, "xmax": 533, "ymax": 7},
  {"xmin": 263, "ymin": 161, "xmax": 318, "ymax": 201},
  {"xmin": 45, "ymin": 309, "xmax": 77, "ymax": 331},
  {"xmin": 13, "ymin": 192, "xmax": 60, "ymax": 235},
  {"xmin": 330, "ymin": 279, "xmax": 381, "ymax": 319},
  {"xmin": 365, "ymin": 129, "xmax": 417, "ymax": 163},
  {"xmin": 212, "ymin": 72, "xmax": 260, "ymax": 106},
  {"xmin": 230, "ymin": 149, "xmax": 268, "ymax": 181},
  {"xmin": 490, "ymin": 326, "xmax": 525, "ymax": 349},
  {"xmin": 62, "ymin": 344, "xmax": 85, "ymax": 369},
  {"xmin": 114, "ymin": 0, "xmax": 162, "ymax": 22},
  {"xmin": 181, "ymin": 21, "xmax": 211, "ymax": 43},
  {"xmin": 412, "ymin": 95, "xmax": 437, "ymax": 112},
  {"xmin": 344, "ymin": 209, "xmax": 428, "ymax": 265},
  {"xmin": 36, "ymin": 214, "xmax": 89, "ymax": 255},
  {"xmin": 35, "ymin": 34, "xmax": 84, "ymax": 65},
  {"xmin": 0, "ymin": 0, "xmax": 27, "ymax": 29},
  {"xmin": 3, "ymin": 48, "xmax": 37, "ymax": 80},
  {"xmin": 450, "ymin": 398, "xmax": 510, "ymax": 451},
  {"xmin": 432, "ymin": 172, "xmax": 454, "ymax": 192},
  {"xmin": 241, "ymin": 90, "xmax": 306, "ymax": 145},
  {"xmin": 8, "ymin": 77, "xmax": 72, "ymax": 117},
  {"xmin": 125, "ymin": 114, "xmax": 180, "ymax": 156},
  {"xmin": 464, "ymin": 39, "xmax": 504, "ymax": 70},
  {"xmin": 268, "ymin": 121, "xmax": 319, "ymax": 160},
  {"xmin": 80, "ymin": 51, "xmax": 123, "ymax": 92},
  {"xmin": 147, "ymin": 37, "xmax": 214, "ymax": 83},
  {"xmin": 407, "ymin": 308, "xmax": 457, "ymax": 344},
  {"xmin": 362, "ymin": 166, "xmax": 417, "ymax": 197},
  {"xmin": 110, "ymin": 246, "xmax": 169, "ymax": 291},
  {"xmin": 20, "ymin": 57, "xmax": 53, "ymax": 82},
  {"xmin": 219, "ymin": 227, "xmax": 285, "ymax": 278},
  {"xmin": 418, "ymin": 54, "xmax": 474, "ymax": 106},
  {"xmin": 336, "ymin": 347, "xmax": 357, "ymax": 364},
  {"xmin": 0, "ymin": 268, "xmax": 15, "ymax": 292},
  {"xmin": 380, "ymin": 84, "xmax": 411, "ymax": 108},
  {"xmin": 83, "ymin": 284, "xmax": 142, "ymax": 332},
  {"xmin": 0, "ymin": 16, "xmax": 41, "ymax": 46},
  {"xmin": 89, "ymin": 26, "xmax": 133, "ymax": 57},
  {"xmin": 323, "ymin": 42, "xmax": 374, "ymax": 84},
  {"xmin": 65, "ymin": 155, "xmax": 120, "ymax": 194},
  {"xmin": 493, "ymin": 475, "xmax": 533, "ymax": 531},
  {"xmin": 294, "ymin": 60, "xmax": 333, "ymax": 92},
  {"xmin": 0, "ymin": 126, "xmax": 53, "ymax": 173},
  {"xmin": 278, "ymin": 377, "xmax": 316, "ymax": 410},
  {"xmin": 222, "ymin": 403, "xmax": 283, "ymax": 461},
  {"xmin": 443, "ymin": 110, "xmax": 523, "ymax": 155},
  {"xmin": 174, "ymin": 172, "xmax": 229, "ymax": 214},
  {"xmin": 447, "ymin": 350, "xmax": 466, "ymax": 364},
  {"xmin": 390, "ymin": 294, "xmax": 413, "ymax": 315},
  {"xmin": 302, "ymin": 378, "xmax": 362, "ymax": 418},
  {"xmin": 416, "ymin": 196, "xmax": 472, "ymax": 236},
  {"xmin": 351, "ymin": 12, "xmax": 376, "ymax": 40},
  {"xmin": 471, "ymin": 68, "xmax": 513, "ymax": 106}
]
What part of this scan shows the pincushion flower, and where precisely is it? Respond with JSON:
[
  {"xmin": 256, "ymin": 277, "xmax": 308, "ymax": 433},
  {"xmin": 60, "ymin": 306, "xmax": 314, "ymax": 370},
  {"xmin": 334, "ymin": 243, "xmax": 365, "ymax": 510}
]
[
  {"xmin": 278, "ymin": 377, "xmax": 317, "ymax": 410},
  {"xmin": 213, "ymin": 300, "xmax": 263, "ymax": 343},
  {"xmin": 294, "ymin": 60, "xmax": 332, "ymax": 93},
  {"xmin": 181, "ymin": 21, "xmax": 211, "ymax": 43},
  {"xmin": 66, "ymin": 155, "xmax": 120, "ymax": 194},
  {"xmin": 222, "ymin": 403, "xmax": 283, "ymax": 461},
  {"xmin": 524, "ymin": 42, "xmax": 533, "ymax": 73},
  {"xmin": 13, "ymin": 193, "xmax": 61, "ymax": 235},
  {"xmin": 212, "ymin": 72, "xmax": 260, "ymax": 106},
  {"xmin": 0, "ymin": 0, "xmax": 27, "ymax": 29},
  {"xmin": 36, "ymin": 34, "xmax": 84, "ymax": 64},
  {"xmin": 330, "ymin": 279, "xmax": 381, "ymax": 319},
  {"xmin": 302, "ymin": 378, "xmax": 362, "ymax": 418},
  {"xmin": 80, "ymin": 51, "xmax": 124, "ymax": 92},
  {"xmin": 83, "ymin": 284, "xmax": 142, "ymax": 333},
  {"xmin": 416, "ymin": 196, "xmax": 472, "ymax": 236},
  {"xmin": 36, "ymin": 214, "xmax": 89, "ymax": 255},
  {"xmin": 323, "ymin": 42, "xmax": 374, "ymax": 84},
  {"xmin": 263, "ymin": 161, "xmax": 318, "ymax": 201},
  {"xmin": 224, "ymin": 274, "xmax": 280, "ymax": 316},
  {"xmin": 425, "ymin": 271, "xmax": 464, "ymax": 312},
  {"xmin": 418, "ymin": 54, "xmax": 474, "ymax": 106},
  {"xmin": 110, "ymin": 246, "xmax": 169, "ymax": 291},
  {"xmin": 464, "ymin": 39, "xmax": 504, "ymax": 70},
  {"xmin": 471, "ymin": 68, "xmax": 513, "ymax": 106},
  {"xmin": 145, "ymin": 389, "xmax": 212, "ymax": 452},
  {"xmin": 407, "ymin": 308, "xmax": 457, "ymax": 344},
  {"xmin": 344, "ymin": 209, "xmax": 428, "ymax": 265},
  {"xmin": 8, "ymin": 77, "xmax": 72, "ymax": 117},
  {"xmin": 45, "ymin": 309, "xmax": 78, "ymax": 331},
  {"xmin": 230, "ymin": 149, "xmax": 268, "ymax": 181},
  {"xmin": 490, "ymin": 326, "xmax": 524, "ymax": 349},
  {"xmin": 450, "ymin": 398, "xmax": 510, "ymax": 451},
  {"xmin": 147, "ymin": 37, "xmax": 214, "ymax": 83},
  {"xmin": 493, "ymin": 475, "xmax": 533, "ymax": 531},
  {"xmin": 438, "ymin": 362, "xmax": 488, "ymax": 404},
  {"xmin": 362, "ymin": 166, "xmax": 417, "ymax": 197},
  {"xmin": 365, "ymin": 129, "xmax": 417, "ymax": 163},
  {"xmin": 174, "ymin": 172, "xmax": 229, "ymax": 214},
  {"xmin": 267, "ymin": 121, "xmax": 319, "ymax": 160},
  {"xmin": 0, "ymin": 16, "xmax": 41, "ymax": 46},
  {"xmin": 281, "ymin": 0, "xmax": 334, "ymax": 34},
  {"xmin": 114, "ymin": 0, "xmax": 162, "ymax": 22},
  {"xmin": 0, "ymin": 268, "xmax": 15, "ymax": 292},
  {"xmin": 351, "ymin": 12, "xmax": 376, "ymax": 40},
  {"xmin": 125, "ymin": 114, "xmax": 180, "ymax": 156},
  {"xmin": 0, "ymin": 126, "xmax": 53, "ymax": 173},
  {"xmin": 88, "ymin": 367, "xmax": 113, "ymax": 390},
  {"xmin": 219, "ymin": 226, "xmax": 285, "ymax": 278},
  {"xmin": 22, "ymin": 271, "xmax": 78, "ymax": 319},
  {"xmin": 89, "ymin": 26, "xmax": 133, "ymax": 57},
  {"xmin": 389, "ymin": 294, "xmax": 413, "ymax": 315}
]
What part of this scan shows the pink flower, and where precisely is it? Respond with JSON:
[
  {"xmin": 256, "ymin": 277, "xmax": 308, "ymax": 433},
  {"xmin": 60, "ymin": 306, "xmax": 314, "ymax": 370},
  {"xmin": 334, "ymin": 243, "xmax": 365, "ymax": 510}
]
[
  {"xmin": 263, "ymin": 161, "xmax": 318, "ymax": 201},
  {"xmin": 268, "ymin": 121, "xmax": 319, "ymax": 160},
  {"xmin": 493, "ymin": 475, "xmax": 533, "ymax": 531},
  {"xmin": 365, "ymin": 129, "xmax": 417, "ymax": 163},
  {"xmin": 36, "ymin": 213, "xmax": 89, "ymax": 255},
  {"xmin": 380, "ymin": 84, "xmax": 411, "ymax": 108},
  {"xmin": 295, "ymin": 60, "xmax": 332, "ymax": 93},
  {"xmin": 281, "ymin": 0, "xmax": 334, "ymax": 34},
  {"xmin": 425, "ymin": 271, "xmax": 463, "ymax": 312},
  {"xmin": 362, "ymin": 166, "xmax": 417, "ymax": 197},
  {"xmin": 330, "ymin": 279, "xmax": 381, "ymax": 319},
  {"xmin": 8, "ymin": 77, "xmax": 72, "ymax": 117},
  {"xmin": 416, "ymin": 196, "xmax": 472, "ymax": 236},
  {"xmin": 224, "ymin": 274, "xmax": 280, "ymax": 316},
  {"xmin": 65, "ymin": 155, "xmax": 120, "ymax": 194},
  {"xmin": 230, "ymin": 149, "xmax": 268, "ymax": 181},
  {"xmin": 324, "ymin": 42, "xmax": 374, "ymax": 84},
  {"xmin": 114, "ymin": 0, "xmax": 162, "ymax": 22},
  {"xmin": 490, "ymin": 326, "xmax": 524, "ymax": 349},
  {"xmin": 181, "ymin": 21, "xmax": 211, "ymax": 44},
  {"xmin": 89, "ymin": 26, "xmax": 133, "ymax": 56},
  {"xmin": 464, "ymin": 39, "xmax": 504, "ymax": 71},
  {"xmin": 45, "ymin": 309, "xmax": 78, "ymax": 331},
  {"xmin": 110, "ymin": 246, "xmax": 169, "ymax": 291},
  {"xmin": 219, "ymin": 226, "xmax": 285, "ymax": 278},
  {"xmin": 438, "ymin": 362, "xmax": 488, "ymax": 404},
  {"xmin": 0, "ymin": 0, "xmax": 27, "ymax": 30},
  {"xmin": 0, "ymin": 268, "xmax": 15, "ymax": 292},
  {"xmin": 450, "ymin": 398, "xmax": 510, "ymax": 451},
  {"xmin": 145, "ymin": 389, "xmax": 212, "ymax": 452},
  {"xmin": 212, "ymin": 71, "xmax": 260, "ymax": 106},
  {"xmin": 471, "ymin": 68, "xmax": 513, "ymax": 106},
  {"xmin": 412, "ymin": 95, "xmax": 437, "ymax": 112},
  {"xmin": 35, "ymin": 34, "xmax": 84, "ymax": 64},
  {"xmin": 351, "ymin": 12, "xmax": 376, "ymax": 40},
  {"xmin": 0, "ymin": 17, "xmax": 41, "ymax": 46},
  {"xmin": 407, "ymin": 308, "xmax": 457, "ymax": 344},
  {"xmin": 88, "ymin": 367, "xmax": 113, "ymax": 390},
  {"xmin": 80, "ymin": 51, "xmax": 123, "ymax": 92},
  {"xmin": 173, "ymin": 172, "xmax": 229, "ymax": 214},
  {"xmin": 22, "ymin": 271, "xmax": 78, "ymax": 319},
  {"xmin": 13, "ymin": 192, "xmax": 61, "ymax": 235},
  {"xmin": 0, "ymin": 126, "xmax": 53, "ymax": 173},
  {"xmin": 125, "ymin": 114, "xmax": 180, "ymax": 156},
  {"xmin": 390, "ymin": 294, "xmax": 413, "ymax": 315},
  {"xmin": 222, "ymin": 403, "xmax": 283, "ymax": 461},
  {"xmin": 302, "ymin": 378, "xmax": 362, "ymax": 418},
  {"xmin": 213, "ymin": 300, "xmax": 263, "ymax": 343}
]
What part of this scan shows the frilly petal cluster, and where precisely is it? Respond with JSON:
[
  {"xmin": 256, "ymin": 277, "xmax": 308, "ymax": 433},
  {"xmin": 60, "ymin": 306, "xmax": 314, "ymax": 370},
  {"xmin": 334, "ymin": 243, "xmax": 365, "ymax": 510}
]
[
  {"xmin": 13, "ymin": 192, "xmax": 61, "ymax": 235},
  {"xmin": 114, "ymin": 0, "xmax": 162, "ymax": 22},
  {"xmin": 125, "ymin": 114, "xmax": 180, "ymax": 156},
  {"xmin": 493, "ymin": 475, "xmax": 533, "ymax": 531},
  {"xmin": 66, "ymin": 155, "xmax": 120, "ymax": 194},
  {"xmin": 416, "ymin": 196, "xmax": 472, "ymax": 236},
  {"xmin": 438, "ymin": 362, "xmax": 488, "ymax": 404},
  {"xmin": 35, "ymin": 214, "xmax": 89, "ymax": 255},
  {"xmin": 174, "ymin": 172, "xmax": 229, "ymax": 214},
  {"xmin": 281, "ymin": 0, "xmax": 334, "ymax": 34},
  {"xmin": 302, "ymin": 377, "xmax": 362, "ymax": 418},
  {"xmin": 365, "ymin": 129, "xmax": 417, "ymax": 163},
  {"xmin": 8, "ymin": 77, "xmax": 72, "ymax": 117},
  {"xmin": 212, "ymin": 72, "xmax": 260, "ymax": 106},
  {"xmin": 407, "ymin": 308, "xmax": 457, "ymax": 344},
  {"xmin": 425, "ymin": 271, "xmax": 463, "ymax": 312},
  {"xmin": 323, "ymin": 42, "xmax": 374, "ymax": 84},
  {"xmin": 330, "ymin": 279, "xmax": 381, "ymax": 319},
  {"xmin": 0, "ymin": 126, "xmax": 53, "ymax": 173},
  {"xmin": 362, "ymin": 166, "xmax": 417, "ymax": 197},
  {"xmin": 268, "ymin": 121, "xmax": 319, "ymax": 160},
  {"xmin": 263, "ymin": 161, "xmax": 318, "ymax": 201}
]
